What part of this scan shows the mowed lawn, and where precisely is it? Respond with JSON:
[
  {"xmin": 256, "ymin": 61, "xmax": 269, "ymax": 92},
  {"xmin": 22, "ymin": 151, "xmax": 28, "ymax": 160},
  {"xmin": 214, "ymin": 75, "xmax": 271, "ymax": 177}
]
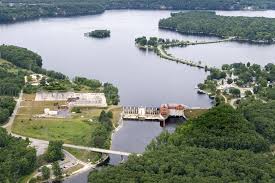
[
  {"xmin": 13, "ymin": 117, "xmax": 98, "ymax": 146},
  {"xmin": 12, "ymin": 94, "xmax": 122, "ymax": 146}
]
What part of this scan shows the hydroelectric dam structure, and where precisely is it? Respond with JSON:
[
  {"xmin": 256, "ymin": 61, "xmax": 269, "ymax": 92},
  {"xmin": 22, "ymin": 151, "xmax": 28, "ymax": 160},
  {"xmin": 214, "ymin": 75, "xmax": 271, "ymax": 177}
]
[{"xmin": 122, "ymin": 104, "xmax": 186, "ymax": 127}]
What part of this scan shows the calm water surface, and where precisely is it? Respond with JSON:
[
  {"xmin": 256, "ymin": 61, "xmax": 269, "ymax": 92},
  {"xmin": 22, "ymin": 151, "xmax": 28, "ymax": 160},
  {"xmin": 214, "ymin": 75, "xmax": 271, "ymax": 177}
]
[
  {"xmin": 1, "ymin": 10, "xmax": 275, "ymax": 183},
  {"xmin": 170, "ymin": 11, "xmax": 275, "ymax": 67}
]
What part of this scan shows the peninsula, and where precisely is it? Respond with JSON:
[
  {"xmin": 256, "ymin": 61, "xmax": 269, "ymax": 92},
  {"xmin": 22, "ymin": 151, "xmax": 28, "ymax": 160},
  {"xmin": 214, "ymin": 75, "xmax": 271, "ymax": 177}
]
[{"xmin": 159, "ymin": 11, "xmax": 275, "ymax": 44}]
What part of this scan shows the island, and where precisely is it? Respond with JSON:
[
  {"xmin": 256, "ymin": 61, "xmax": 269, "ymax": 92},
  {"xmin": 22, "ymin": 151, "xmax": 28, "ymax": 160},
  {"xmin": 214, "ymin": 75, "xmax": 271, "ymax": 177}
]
[
  {"xmin": 87, "ymin": 30, "xmax": 111, "ymax": 38},
  {"xmin": 159, "ymin": 11, "xmax": 275, "ymax": 44}
]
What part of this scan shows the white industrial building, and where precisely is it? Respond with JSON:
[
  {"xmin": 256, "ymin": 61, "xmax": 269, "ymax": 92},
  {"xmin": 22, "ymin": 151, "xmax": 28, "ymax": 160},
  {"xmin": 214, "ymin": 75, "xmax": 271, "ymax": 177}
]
[{"xmin": 35, "ymin": 92, "xmax": 107, "ymax": 107}]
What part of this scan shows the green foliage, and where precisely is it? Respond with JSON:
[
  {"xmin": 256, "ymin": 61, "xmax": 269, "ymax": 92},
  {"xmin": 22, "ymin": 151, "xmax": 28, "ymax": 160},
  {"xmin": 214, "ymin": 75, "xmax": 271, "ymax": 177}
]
[
  {"xmin": 3, "ymin": 0, "xmax": 275, "ymax": 24},
  {"xmin": 41, "ymin": 166, "xmax": 50, "ymax": 180},
  {"xmin": 229, "ymin": 87, "xmax": 241, "ymax": 97},
  {"xmin": 72, "ymin": 107, "xmax": 82, "ymax": 113},
  {"xmin": 208, "ymin": 68, "xmax": 226, "ymax": 80},
  {"xmin": 103, "ymin": 83, "xmax": 120, "ymax": 105},
  {"xmin": 89, "ymin": 146, "xmax": 274, "ymax": 183},
  {"xmin": 1, "ymin": 45, "xmax": 67, "ymax": 81},
  {"xmin": 135, "ymin": 36, "xmax": 147, "ymax": 46},
  {"xmin": 88, "ymin": 105, "xmax": 275, "ymax": 182},
  {"xmin": 170, "ymin": 105, "xmax": 269, "ymax": 152},
  {"xmin": 159, "ymin": 11, "xmax": 275, "ymax": 43},
  {"xmin": 89, "ymin": 30, "xmax": 110, "ymax": 38},
  {"xmin": 198, "ymin": 80, "xmax": 217, "ymax": 94},
  {"xmin": 90, "ymin": 110, "xmax": 113, "ymax": 148},
  {"xmin": 0, "ymin": 128, "xmax": 36, "ymax": 182},
  {"xmin": 0, "ymin": 108, "xmax": 9, "ymax": 124},
  {"xmin": 227, "ymin": 78, "xmax": 233, "ymax": 84},
  {"xmin": 245, "ymin": 90, "xmax": 253, "ymax": 97},
  {"xmin": 43, "ymin": 79, "xmax": 72, "ymax": 91},
  {"xmin": 0, "ymin": 62, "xmax": 25, "ymax": 96},
  {"xmin": 23, "ymin": 84, "xmax": 39, "ymax": 94},
  {"xmin": 52, "ymin": 161, "xmax": 62, "ymax": 181},
  {"xmin": 44, "ymin": 141, "xmax": 64, "ymax": 162},
  {"xmin": 240, "ymin": 100, "xmax": 275, "ymax": 143},
  {"xmin": 0, "ymin": 96, "xmax": 16, "ymax": 115},
  {"xmin": 214, "ymin": 94, "xmax": 225, "ymax": 106},
  {"xmin": 99, "ymin": 110, "xmax": 113, "ymax": 131},
  {"xmin": 135, "ymin": 36, "xmax": 169, "ymax": 47},
  {"xmin": 0, "ymin": 45, "xmax": 42, "ymax": 69},
  {"xmin": 74, "ymin": 76, "xmax": 102, "ymax": 90},
  {"xmin": 0, "ymin": 96, "xmax": 16, "ymax": 124}
]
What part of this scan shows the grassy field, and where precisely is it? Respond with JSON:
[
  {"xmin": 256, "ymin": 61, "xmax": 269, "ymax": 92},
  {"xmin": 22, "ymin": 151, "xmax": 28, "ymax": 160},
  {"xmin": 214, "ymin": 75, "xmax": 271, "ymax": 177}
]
[
  {"xmin": 185, "ymin": 109, "xmax": 208, "ymax": 119},
  {"xmin": 12, "ymin": 94, "xmax": 122, "ymax": 146},
  {"xmin": 64, "ymin": 164, "xmax": 84, "ymax": 175},
  {"xmin": 64, "ymin": 147, "xmax": 101, "ymax": 163},
  {"xmin": 13, "ymin": 117, "xmax": 99, "ymax": 145},
  {"xmin": 0, "ymin": 58, "xmax": 30, "ymax": 74},
  {"xmin": 108, "ymin": 106, "xmax": 122, "ymax": 127}
]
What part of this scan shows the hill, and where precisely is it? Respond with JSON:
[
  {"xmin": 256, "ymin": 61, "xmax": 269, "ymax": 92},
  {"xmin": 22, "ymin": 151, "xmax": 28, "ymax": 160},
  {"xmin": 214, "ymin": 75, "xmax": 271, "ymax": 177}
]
[
  {"xmin": 2, "ymin": 0, "xmax": 275, "ymax": 23},
  {"xmin": 88, "ymin": 105, "xmax": 275, "ymax": 182}
]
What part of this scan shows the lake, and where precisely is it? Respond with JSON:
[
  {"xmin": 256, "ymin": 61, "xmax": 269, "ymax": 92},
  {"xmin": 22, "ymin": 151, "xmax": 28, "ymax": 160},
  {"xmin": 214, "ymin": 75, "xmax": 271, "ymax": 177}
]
[{"xmin": 1, "ymin": 9, "xmax": 275, "ymax": 183}]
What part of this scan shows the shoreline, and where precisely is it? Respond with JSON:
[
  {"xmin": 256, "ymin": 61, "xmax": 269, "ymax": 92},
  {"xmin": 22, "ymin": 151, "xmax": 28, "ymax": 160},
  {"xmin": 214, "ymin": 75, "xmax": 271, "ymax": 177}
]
[{"xmin": 159, "ymin": 26, "xmax": 275, "ymax": 45}]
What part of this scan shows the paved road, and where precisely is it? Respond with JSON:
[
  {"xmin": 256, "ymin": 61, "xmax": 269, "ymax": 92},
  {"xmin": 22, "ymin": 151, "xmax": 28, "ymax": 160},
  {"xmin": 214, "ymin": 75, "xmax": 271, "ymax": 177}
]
[
  {"xmin": 2, "ymin": 91, "xmax": 135, "ymax": 156},
  {"xmin": 3, "ymin": 90, "xmax": 23, "ymax": 132},
  {"xmin": 12, "ymin": 133, "xmax": 136, "ymax": 156}
]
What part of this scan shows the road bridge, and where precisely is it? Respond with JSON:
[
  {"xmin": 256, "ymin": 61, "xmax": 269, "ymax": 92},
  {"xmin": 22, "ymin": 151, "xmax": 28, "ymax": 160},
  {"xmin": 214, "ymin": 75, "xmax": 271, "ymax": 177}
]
[
  {"xmin": 11, "ymin": 133, "xmax": 138, "ymax": 156},
  {"xmin": 63, "ymin": 144, "xmax": 139, "ymax": 156}
]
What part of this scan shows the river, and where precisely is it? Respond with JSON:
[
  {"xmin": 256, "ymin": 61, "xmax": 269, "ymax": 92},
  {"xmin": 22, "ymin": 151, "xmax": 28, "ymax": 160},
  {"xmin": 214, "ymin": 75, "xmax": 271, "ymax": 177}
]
[{"xmin": 1, "ymin": 10, "xmax": 275, "ymax": 183}]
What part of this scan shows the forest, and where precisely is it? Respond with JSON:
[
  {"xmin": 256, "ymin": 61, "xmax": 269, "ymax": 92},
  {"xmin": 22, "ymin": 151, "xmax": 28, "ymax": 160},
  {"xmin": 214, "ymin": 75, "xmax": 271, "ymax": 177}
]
[
  {"xmin": 0, "ymin": 97, "xmax": 16, "ymax": 124},
  {"xmin": 2, "ymin": 0, "xmax": 275, "ymax": 23},
  {"xmin": 240, "ymin": 99, "xmax": 275, "ymax": 144},
  {"xmin": 159, "ymin": 11, "xmax": 275, "ymax": 43},
  {"xmin": 89, "ymin": 104, "xmax": 275, "ymax": 182},
  {"xmin": 90, "ymin": 110, "xmax": 113, "ymax": 149},
  {"xmin": 0, "ymin": 45, "xmax": 67, "ymax": 80},
  {"xmin": 0, "ymin": 128, "xmax": 37, "ymax": 182}
]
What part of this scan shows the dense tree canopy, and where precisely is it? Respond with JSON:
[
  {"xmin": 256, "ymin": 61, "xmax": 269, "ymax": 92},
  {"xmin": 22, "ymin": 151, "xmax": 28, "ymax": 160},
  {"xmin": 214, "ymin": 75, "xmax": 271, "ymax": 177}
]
[
  {"xmin": 103, "ymin": 83, "xmax": 120, "ymax": 105},
  {"xmin": 159, "ymin": 11, "xmax": 275, "ymax": 43},
  {"xmin": 89, "ymin": 105, "xmax": 275, "ymax": 182},
  {"xmin": 0, "ymin": 128, "xmax": 37, "ymax": 182},
  {"xmin": 240, "ymin": 100, "xmax": 275, "ymax": 144},
  {"xmin": 74, "ymin": 76, "xmax": 102, "ymax": 90},
  {"xmin": 0, "ymin": 45, "xmax": 42, "ymax": 69},
  {"xmin": 2, "ymin": 0, "xmax": 275, "ymax": 24},
  {"xmin": 0, "ymin": 45, "xmax": 67, "ymax": 80},
  {"xmin": 89, "ymin": 146, "xmax": 275, "ymax": 183},
  {"xmin": 88, "ymin": 30, "xmax": 110, "ymax": 38},
  {"xmin": 0, "ymin": 96, "xmax": 16, "ymax": 124},
  {"xmin": 168, "ymin": 105, "xmax": 269, "ymax": 152},
  {"xmin": 90, "ymin": 110, "xmax": 113, "ymax": 148},
  {"xmin": 44, "ymin": 141, "xmax": 64, "ymax": 162}
]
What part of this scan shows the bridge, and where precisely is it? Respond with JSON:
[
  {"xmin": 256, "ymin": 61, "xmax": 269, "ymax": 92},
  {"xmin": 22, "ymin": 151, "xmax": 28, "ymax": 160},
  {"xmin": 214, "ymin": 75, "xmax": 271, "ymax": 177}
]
[
  {"xmin": 63, "ymin": 144, "xmax": 140, "ymax": 156},
  {"xmin": 11, "ymin": 133, "xmax": 138, "ymax": 157},
  {"xmin": 122, "ymin": 104, "xmax": 186, "ymax": 127}
]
